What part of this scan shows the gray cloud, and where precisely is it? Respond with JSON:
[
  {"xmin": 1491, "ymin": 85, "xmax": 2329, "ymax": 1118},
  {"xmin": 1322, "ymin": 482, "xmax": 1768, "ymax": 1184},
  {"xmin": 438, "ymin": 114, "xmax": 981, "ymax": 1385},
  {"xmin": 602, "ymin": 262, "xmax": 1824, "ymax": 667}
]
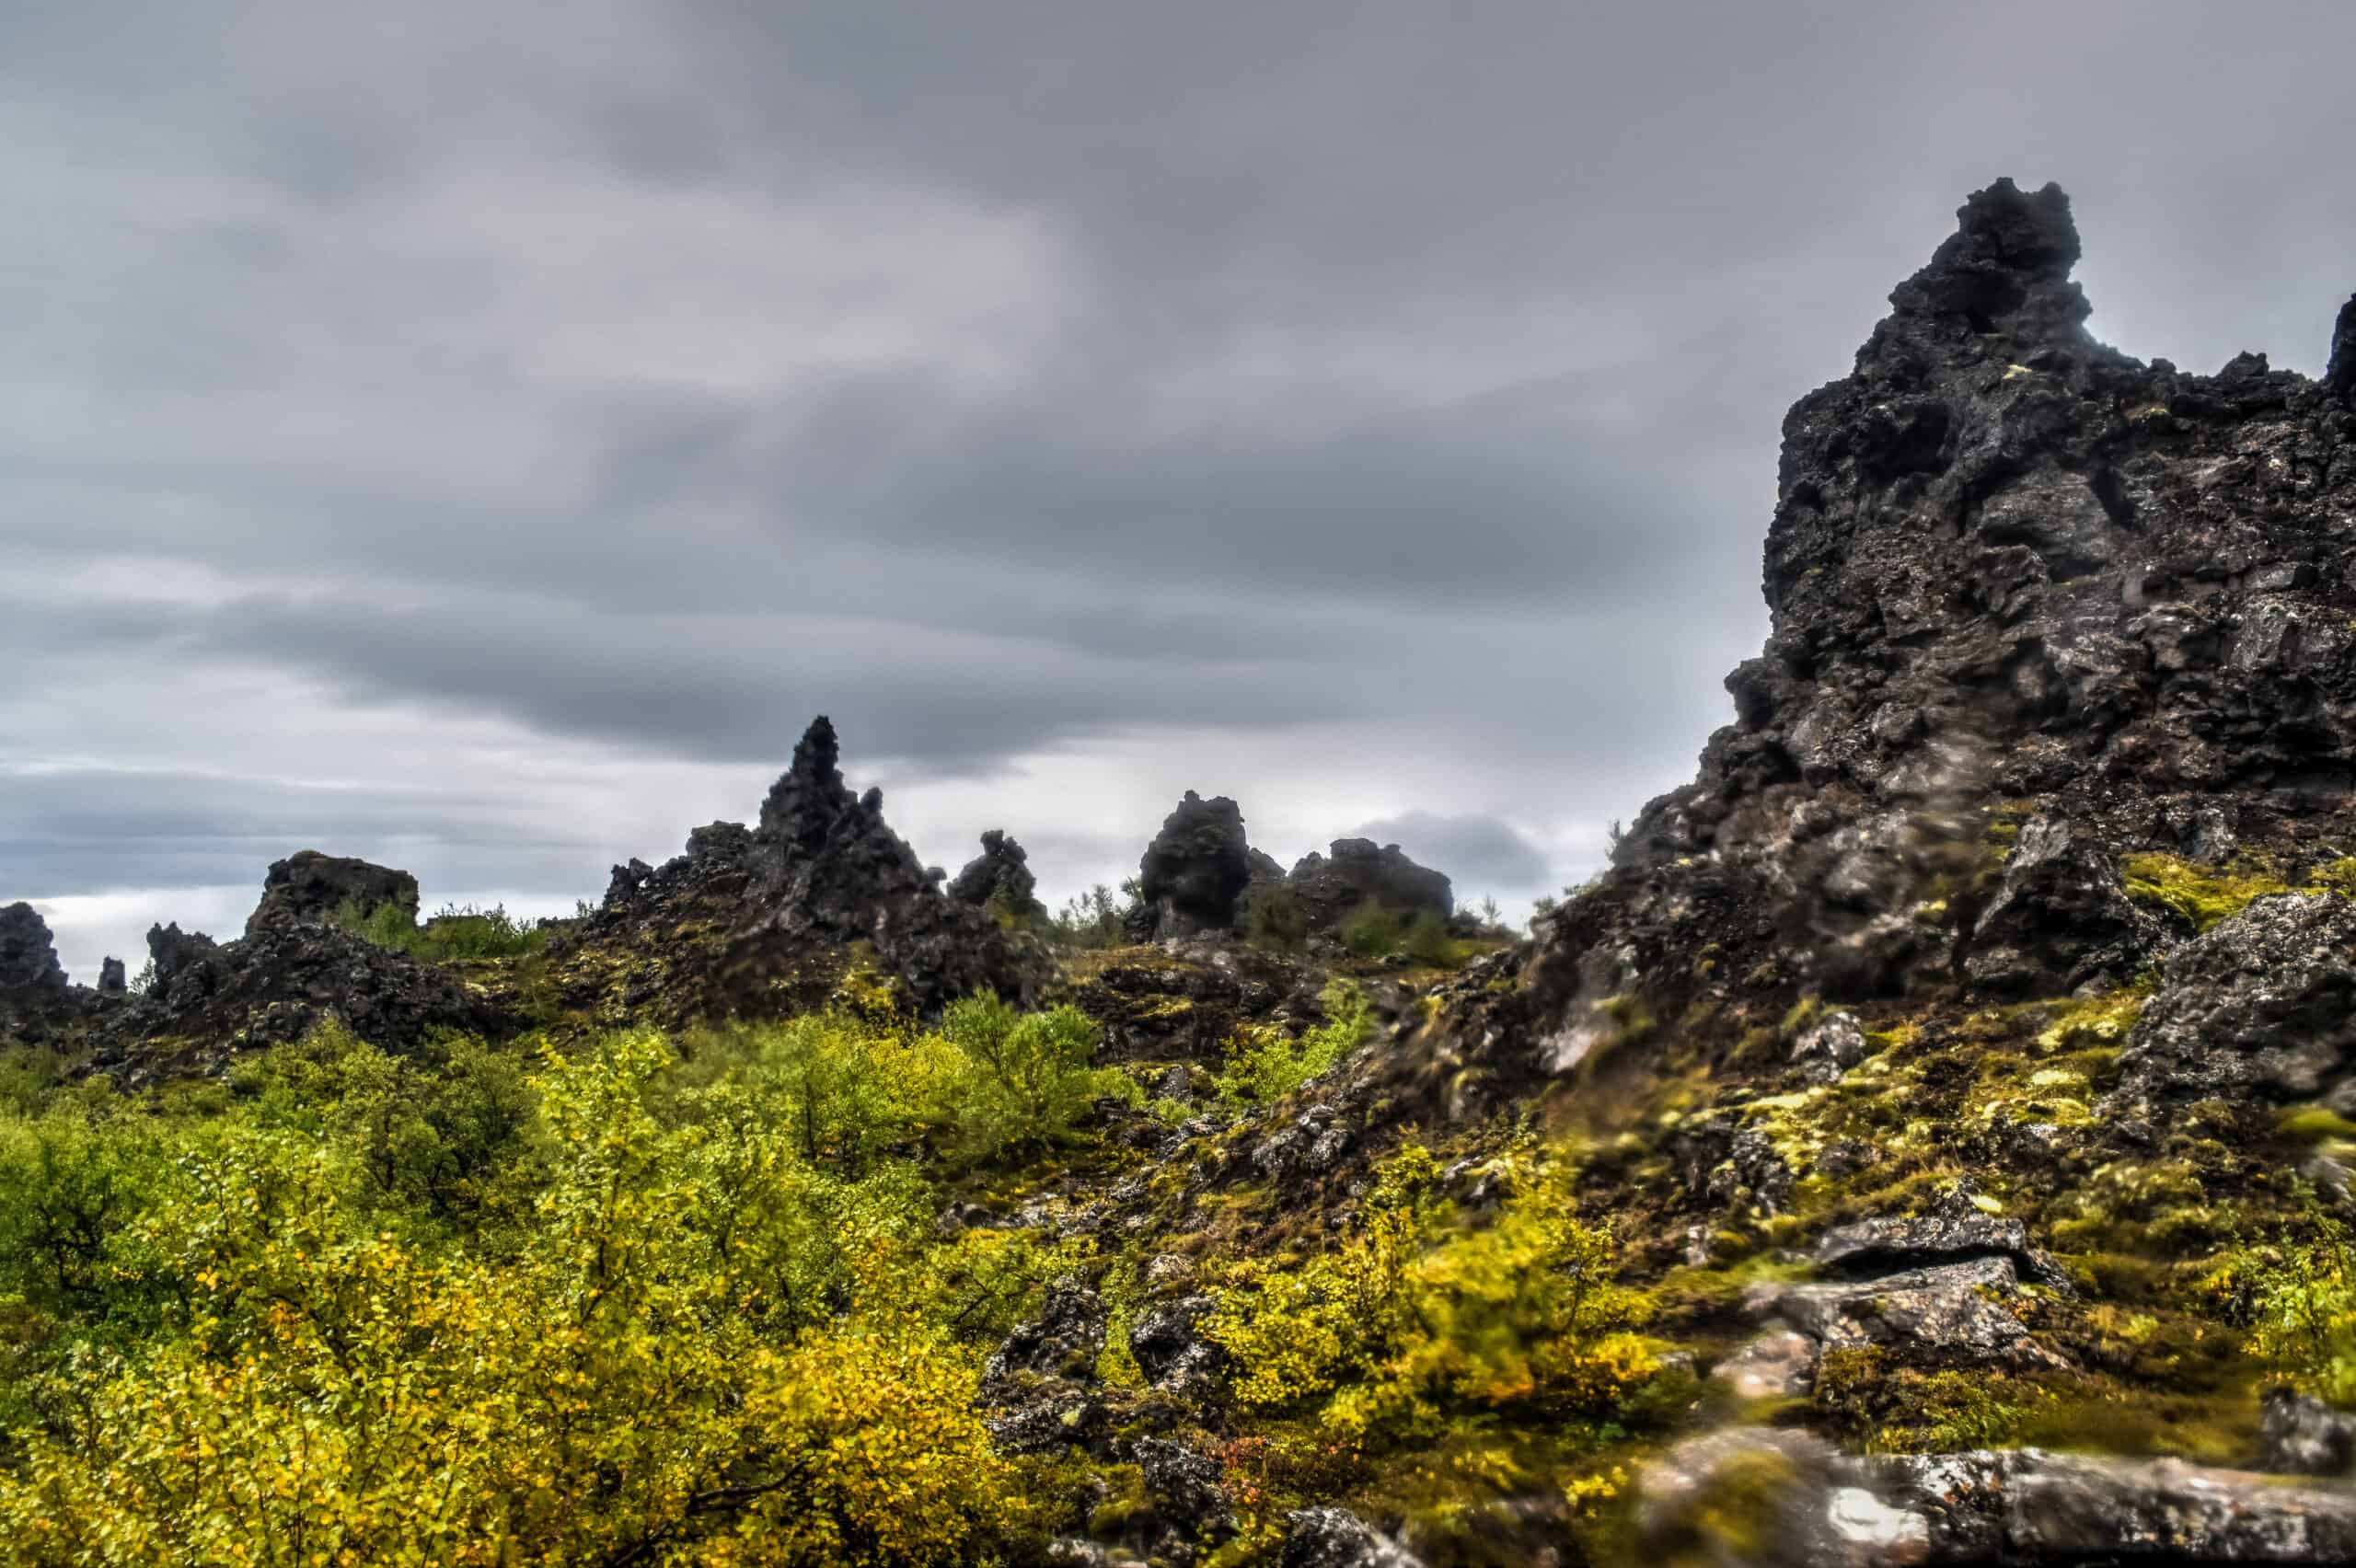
[
  {"xmin": 1343, "ymin": 813, "xmax": 1555, "ymax": 899},
  {"xmin": 7, "ymin": 0, "xmax": 2356, "ymax": 944}
]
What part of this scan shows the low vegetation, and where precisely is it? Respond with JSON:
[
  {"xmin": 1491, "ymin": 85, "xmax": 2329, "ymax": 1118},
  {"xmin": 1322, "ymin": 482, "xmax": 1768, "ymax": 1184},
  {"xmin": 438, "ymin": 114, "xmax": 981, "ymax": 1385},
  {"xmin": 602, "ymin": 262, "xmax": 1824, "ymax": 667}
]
[
  {"xmin": 0, "ymin": 999, "xmax": 1133, "ymax": 1566},
  {"xmin": 331, "ymin": 898, "xmax": 553, "ymax": 962}
]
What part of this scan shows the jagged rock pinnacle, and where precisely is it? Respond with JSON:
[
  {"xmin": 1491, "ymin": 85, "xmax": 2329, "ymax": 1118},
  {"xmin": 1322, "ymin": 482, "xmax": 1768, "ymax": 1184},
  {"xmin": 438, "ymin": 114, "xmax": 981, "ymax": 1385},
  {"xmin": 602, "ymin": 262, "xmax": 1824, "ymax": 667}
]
[
  {"xmin": 1880, "ymin": 177, "xmax": 2092, "ymax": 352},
  {"xmin": 2327, "ymin": 293, "xmax": 2356, "ymax": 398}
]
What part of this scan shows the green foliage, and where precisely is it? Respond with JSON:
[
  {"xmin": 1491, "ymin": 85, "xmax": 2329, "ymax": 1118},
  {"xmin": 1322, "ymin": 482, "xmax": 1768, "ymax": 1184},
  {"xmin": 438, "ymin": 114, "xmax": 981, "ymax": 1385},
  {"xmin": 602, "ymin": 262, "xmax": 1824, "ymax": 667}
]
[
  {"xmin": 2235, "ymin": 1202, "xmax": 2356, "ymax": 1407},
  {"xmin": 1215, "ymin": 983, "xmax": 1372, "ymax": 1109},
  {"xmin": 1338, "ymin": 902, "xmax": 1403, "ymax": 958},
  {"xmin": 1206, "ymin": 1143, "xmax": 1658, "ymax": 1440},
  {"xmin": 0, "ymin": 1009, "xmax": 1105, "ymax": 1563},
  {"xmin": 332, "ymin": 898, "xmax": 550, "ymax": 963},
  {"xmin": 1047, "ymin": 882, "xmax": 1137, "ymax": 950},
  {"xmin": 1402, "ymin": 909, "xmax": 1456, "ymax": 967},
  {"xmin": 1243, "ymin": 882, "xmax": 1310, "ymax": 952},
  {"xmin": 938, "ymin": 996, "xmax": 1111, "ymax": 1157}
]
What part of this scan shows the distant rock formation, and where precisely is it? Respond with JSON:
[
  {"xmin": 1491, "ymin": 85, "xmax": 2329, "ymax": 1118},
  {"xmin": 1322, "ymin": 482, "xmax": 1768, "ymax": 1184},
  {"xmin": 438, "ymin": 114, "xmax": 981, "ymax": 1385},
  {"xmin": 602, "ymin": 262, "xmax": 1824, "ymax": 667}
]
[
  {"xmin": 572, "ymin": 716, "xmax": 1044, "ymax": 1021},
  {"xmin": 0, "ymin": 902, "xmax": 83, "ymax": 1038},
  {"xmin": 0, "ymin": 902, "xmax": 66, "ymax": 995},
  {"xmin": 97, "ymin": 956, "xmax": 128, "ymax": 999},
  {"xmin": 1133, "ymin": 792, "xmax": 1255, "ymax": 940},
  {"xmin": 246, "ymin": 849, "xmax": 421, "ymax": 937},
  {"xmin": 1284, "ymin": 839, "xmax": 1453, "ymax": 931},
  {"xmin": 947, "ymin": 829, "xmax": 1043, "ymax": 919}
]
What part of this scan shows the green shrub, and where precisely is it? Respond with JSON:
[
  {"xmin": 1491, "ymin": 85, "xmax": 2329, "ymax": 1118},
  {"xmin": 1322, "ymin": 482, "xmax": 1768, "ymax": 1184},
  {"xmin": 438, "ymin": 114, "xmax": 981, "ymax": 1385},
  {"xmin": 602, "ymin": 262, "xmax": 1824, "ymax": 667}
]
[
  {"xmin": 2235, "ymin": 1203, "xmax": 2356, "ymax": 1406},
  {"xmin": 1339, "ymin": 902, "xmax": 1404, "ymax": 958},
  {"xmin": 1216, "ymin": 983, "xmax": 1371, "ymax": 1109},
  {"xmin": 1207, "ymin": 1143, "xmax": 1657, "ymax": 1438},
  {"xmin": 1047, "ymin": 883, "xmax": 1137, "ymax": 950},
  {"xmin": 1243, "ymin": 883, "xmax": 1310, "ymax": 952},
  {"xmin": 940, "ymin": 996, "xmax": 1109, "ymax": 1157},
  {"xmin": 1403, "ymin": 909, "xmax": 1456, "ymax": 966},
  {"xmin": 331, "ymin": 898, "xmax": 549, "ymax": 963}
]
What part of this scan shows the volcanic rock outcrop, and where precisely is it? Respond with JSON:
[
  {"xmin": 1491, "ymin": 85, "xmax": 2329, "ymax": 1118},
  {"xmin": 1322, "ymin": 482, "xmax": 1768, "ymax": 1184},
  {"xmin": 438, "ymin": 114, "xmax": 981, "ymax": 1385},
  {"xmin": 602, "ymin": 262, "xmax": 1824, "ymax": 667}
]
[
  {"xmin": 246, "ymin": 849, "xmax": 422, "ymax": 936},
  {"xmin": 89, "ymin": 913, "xmax": 501, "ymax": 1078},
  {"xmin": 1284, "ymin": 838, "xmax": 1453, "ymax": 931},
  {"xmin": 1132, "ymin": 791, "xmax": 1255, "ymax": 940},
  {"xmin": 1441, "ymin": 177, "xmax": 2356, "ymax": 1099},
  {"xmin": 1127, "ymin": 797, "xmax": 1458, "ymax": 946},
  {"xmin": 567, "ymin": 716, "xmax": 1043, "ymax": 1021},
  {"xmin": 0, "ymin": 902, "xmax": 83, "ymax": 1038},
  {"xmin": 947, "ymin": 829, "xmax": 1044, "ymax": 920}
]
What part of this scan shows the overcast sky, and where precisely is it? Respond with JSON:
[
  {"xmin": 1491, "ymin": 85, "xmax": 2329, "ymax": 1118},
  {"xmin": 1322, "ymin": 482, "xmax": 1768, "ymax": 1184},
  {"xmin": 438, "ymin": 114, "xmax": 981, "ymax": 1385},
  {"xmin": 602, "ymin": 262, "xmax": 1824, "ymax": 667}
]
[{"xmin": 9, "ymin": 0, "xmax": 2356, "ymax": 981}]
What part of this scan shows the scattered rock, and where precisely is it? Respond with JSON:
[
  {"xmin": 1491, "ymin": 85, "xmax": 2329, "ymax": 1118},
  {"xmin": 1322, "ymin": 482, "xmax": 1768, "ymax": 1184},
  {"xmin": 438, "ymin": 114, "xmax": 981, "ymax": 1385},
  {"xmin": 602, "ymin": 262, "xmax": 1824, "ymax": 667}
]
[
  {"xmin": 1135, "ymin": 1437, "xmax": 1233, "ymax": 1539},
  {"xmin": 1279, "ymin": 1506, "xmax": 1424, "ymax": 1568},
  {"xmin": 1711, "ymin": 1329, "xmax": 1819, "ymax": 1401},
  {"xmin": 1127, "ymin": 1294, "xmax": 1224, "ymax": 1397},
  {"xmin": 1813, "ymin": 1207, "xmax": 2073, "ymax": 1295},
  {"xmin": 2261, "ymin": 1388, "xmax": 2356, "ymax": 1478},
  {"xmin": 1640, "ymin": 1432, "xmax": 2356, "ymax": 1565},
  {"xmin": 2117, "ymin": 893, "xmax": 2356, "ymax": 1106},
  {"xmin": 1793, "ymin": 1010, "xmax": 1868, "ymax": 1083},
  {"xmin": 1745, "ymin": 1254, "xmax": 2062, "ymax": 1367},
  {"xmin": 985, "ymin": 1281, "xmax": 1106, "ymax": 1391}
]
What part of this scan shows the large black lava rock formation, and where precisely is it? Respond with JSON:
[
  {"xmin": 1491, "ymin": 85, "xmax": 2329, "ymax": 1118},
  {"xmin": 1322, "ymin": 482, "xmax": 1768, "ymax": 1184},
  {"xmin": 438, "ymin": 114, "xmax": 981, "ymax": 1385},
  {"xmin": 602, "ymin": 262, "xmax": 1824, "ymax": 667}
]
[{"xmin": 1434, "ymin": 177, "xmax": 2356, "ymax": 1105}]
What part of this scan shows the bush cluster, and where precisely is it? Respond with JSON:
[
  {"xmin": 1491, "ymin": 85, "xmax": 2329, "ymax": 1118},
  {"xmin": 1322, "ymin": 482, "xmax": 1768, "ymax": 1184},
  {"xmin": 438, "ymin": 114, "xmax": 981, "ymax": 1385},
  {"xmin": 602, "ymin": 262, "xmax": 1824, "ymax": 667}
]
[
  {"xmin": 1215, "ymin": 983, "xmax": 1372, "ymax": 1109},
  {"xmin": 1206, "ymin": 1143, "xmax": 1661, "ymax": 1440},
  {"xmin": 332, "ymin": 898, "xmax": 552, "ymax": 963},
  {"xmin": 0, "ymin": 997, "xmax": 1115, "ymax": 1564}
]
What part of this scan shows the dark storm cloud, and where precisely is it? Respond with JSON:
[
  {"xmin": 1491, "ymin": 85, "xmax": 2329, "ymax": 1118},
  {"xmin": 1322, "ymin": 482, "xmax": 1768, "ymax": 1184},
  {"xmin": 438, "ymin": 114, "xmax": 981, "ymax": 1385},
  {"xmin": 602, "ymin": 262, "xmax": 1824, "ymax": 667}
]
[{"xmin": 8, "ymin": 0, "xmax": 2356, "ymax": 916}]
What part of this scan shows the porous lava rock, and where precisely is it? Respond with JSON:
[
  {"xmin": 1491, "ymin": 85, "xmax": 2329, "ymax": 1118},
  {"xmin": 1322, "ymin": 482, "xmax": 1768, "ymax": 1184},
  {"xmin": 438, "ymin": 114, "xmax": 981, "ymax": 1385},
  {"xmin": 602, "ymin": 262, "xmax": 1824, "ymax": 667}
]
[
  {"xmin": 0, "ymin": 902, "xmax": 67, "ymax": 996},
  {"xmin": 246, "ymin": 849, "xmax": 421, "ymax": 936},
  {"xmin": 2114, "ymin": 892, "xmax": 2356, "ymax": 1107},
  {"xmin": 87, "ymin": 915, "xmax": 504, "ymax": 1078},
  {"xmin": 1284, "ymin": 838, "xmax": 1453, "ymax": 931},
  {"xmin": 1133, "ymin": 791, "xmax": 1254, "ymax": 940},
  {"xmin": 946, "ymin": 828, "xmax": 1043, "ymax": 919},
  {"xmin": 558, "ymin": 716, "xmax": 1044, "ymax": 1024},
  {"xmin": 1434, "ymin": 175, "xmax": 2356, "ymax": 1100},
  {"xmin": 0, "ymin": 901, "xmax": 87, "ymax": 1038}
]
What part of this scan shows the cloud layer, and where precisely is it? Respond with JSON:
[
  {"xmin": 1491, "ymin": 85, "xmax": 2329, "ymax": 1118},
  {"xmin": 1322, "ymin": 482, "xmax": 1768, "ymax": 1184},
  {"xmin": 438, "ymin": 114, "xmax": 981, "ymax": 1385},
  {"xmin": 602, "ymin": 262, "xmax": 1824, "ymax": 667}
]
[{"xmin": 9, "ymin": 0, "xmax": 2355, "ymax": 981}]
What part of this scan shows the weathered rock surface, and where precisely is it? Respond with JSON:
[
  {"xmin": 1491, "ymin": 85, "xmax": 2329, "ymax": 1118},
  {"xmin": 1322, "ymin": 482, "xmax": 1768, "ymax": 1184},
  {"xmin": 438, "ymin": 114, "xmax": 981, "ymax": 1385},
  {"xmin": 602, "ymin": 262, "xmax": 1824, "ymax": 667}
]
[
  {"xmin": 87, "ymin": 915, "xmax": 503, "ymax": 1078},
  {"xmin": 1813, "ymin": 1207, "xmax": 2073, "ymax": 1295},
  {"xmin": 1134, "ymin": 792, "xmax": 1255, "ymax": 940},
  {"xmin": 564, "ymin": 717, "xmax": 1045, "ymax": 1023},
  {"xmin": 2262, "ymin": 1389, "xmax": 2356, "ymax": 1478},
  {"xmin": 1126, "ymin": 1293, "xmax": 1225, "ymax": 1397},
  {"xmin": 1711, "ymin": 1329, "xmax": 1819, "ymax": 1401},
  {"xmin": 1964, "ymin": 815, "xmax": 2166, "ymax": 993},
  {"xmin": 1747, "ymin": 1253, "xmax": 2061, "ymax": 1367},
  {"xmin": 1428, "ymin": 173, "xmax": 2356, "ymax": 1119},
  {"xmin": 1284, "ymin": 839, "xmax": 1453, "ymax": 931},
  {"xmin": 1279, "ymin": 1507, "xmax": 1425, "ymax": 1568},
  {"xmin": 1636, "ymin": 1428, "xmax": 2356, "ymax": 1565},
  {"xmin": 0, "ymin": 901, "xmax": 88, "ymax": 1038},
  {"xmin": 2116, "ymin": 893, "xmax": 2356, "ymax": 1106},
  {"xmin": 946, "ymin": 828, "xmax": 1043, "ymax": 919},
  {"xmin": 245, "ymin": 849, "xmax": 421, "ymax": 936}
]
